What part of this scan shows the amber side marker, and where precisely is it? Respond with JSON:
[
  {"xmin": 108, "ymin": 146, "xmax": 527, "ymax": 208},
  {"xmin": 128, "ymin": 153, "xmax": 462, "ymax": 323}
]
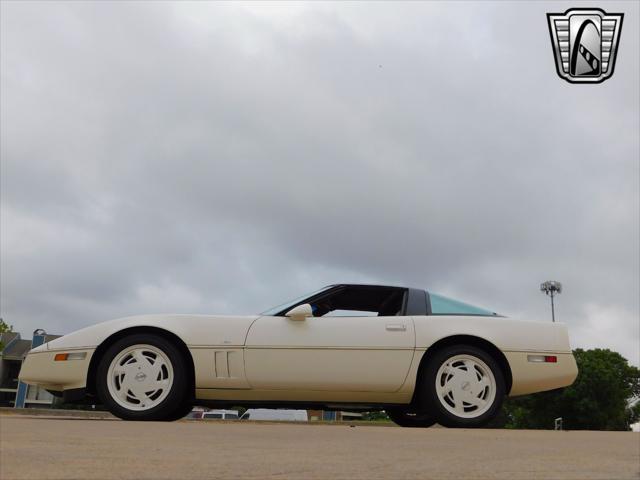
[{"xmin": 54, "ymin": 352, "xmax": 87, "ymax": 361}]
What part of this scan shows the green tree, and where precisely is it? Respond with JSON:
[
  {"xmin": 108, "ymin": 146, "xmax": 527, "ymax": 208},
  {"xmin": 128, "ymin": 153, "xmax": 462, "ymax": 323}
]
[
  {"xmin": 0, "ymin": 318, "xmax": 14, "ymax": 350},
  {"xmin": 501, "ymin": 348, "xmax": 640, "ymax": 431},
  {"xmin": 362, "ymin": 411, "xmax": 390, "ymax": 422}
]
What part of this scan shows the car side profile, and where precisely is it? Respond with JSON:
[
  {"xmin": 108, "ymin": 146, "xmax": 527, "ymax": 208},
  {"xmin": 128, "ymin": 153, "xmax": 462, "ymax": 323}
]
[{"xmin": 19, "ymin": 284, "xmax": 578, "ymax": 427}]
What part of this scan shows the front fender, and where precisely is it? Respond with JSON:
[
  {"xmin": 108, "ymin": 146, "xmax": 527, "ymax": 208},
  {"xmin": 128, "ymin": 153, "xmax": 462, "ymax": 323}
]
[{"xmin": 41, "ymin": 314, "xmax": 259, "ymax": 352}]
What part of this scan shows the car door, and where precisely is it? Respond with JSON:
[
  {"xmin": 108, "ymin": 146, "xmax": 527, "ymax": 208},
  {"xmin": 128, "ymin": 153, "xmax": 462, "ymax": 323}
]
[{"xmin": 244, "ymin": 313, "xmax": 416, "ymax": 393}]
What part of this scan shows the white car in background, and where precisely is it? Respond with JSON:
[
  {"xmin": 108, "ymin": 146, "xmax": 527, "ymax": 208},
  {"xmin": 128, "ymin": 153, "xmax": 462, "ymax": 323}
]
[
  {"xmin": 202, "ymin": 409, "xmax": 239, "ymax": 420},
  {"xmin": 240, "ymin": 409, "xmax": 308, "ymax": 422},
  {"xmin": 19, "ymin": 284, "xmax": 578, "ymax": 428},
  {"xmin": 187, "ymin": 409, "xmax": 239, "ymax": 420}
]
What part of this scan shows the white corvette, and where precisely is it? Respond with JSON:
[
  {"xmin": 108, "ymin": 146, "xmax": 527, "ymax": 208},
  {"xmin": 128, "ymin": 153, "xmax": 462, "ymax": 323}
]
[{"xmin": 19, "ymin": 284, "xmax": 578, "ymax": 427}]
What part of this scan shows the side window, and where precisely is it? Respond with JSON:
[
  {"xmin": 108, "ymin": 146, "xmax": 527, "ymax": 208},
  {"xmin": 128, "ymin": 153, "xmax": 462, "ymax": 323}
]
[
  {"xmin": 311, "ymin": 287, "xmax": 406, "ymax": 317},
  {"xmin": 324, "ymin": 310, "xmax": 378, "ymax": 317}
]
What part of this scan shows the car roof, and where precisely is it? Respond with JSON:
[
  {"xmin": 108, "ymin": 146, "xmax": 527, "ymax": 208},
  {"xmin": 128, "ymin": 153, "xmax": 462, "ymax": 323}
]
[{"xmin": 324, "ymin": 283, "xmax": 422, "ymax": 291}]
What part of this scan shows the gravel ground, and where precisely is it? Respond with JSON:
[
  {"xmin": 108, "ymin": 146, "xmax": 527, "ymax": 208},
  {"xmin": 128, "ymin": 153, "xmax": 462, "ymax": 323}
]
[{"xmin": 1, "ymin": 416, "xmax": 638, "ymax": 480}]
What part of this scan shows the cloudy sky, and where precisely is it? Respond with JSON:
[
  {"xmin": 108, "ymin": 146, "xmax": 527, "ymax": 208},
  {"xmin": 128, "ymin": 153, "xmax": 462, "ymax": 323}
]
[{"xmin": 1, "ymin": 1, "xmax": 638, "ymax": 364}]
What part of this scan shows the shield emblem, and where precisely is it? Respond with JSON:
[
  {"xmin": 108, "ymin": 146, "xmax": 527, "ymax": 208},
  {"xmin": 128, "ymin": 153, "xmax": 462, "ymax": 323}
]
[{"xmin": 547, "ymin": 8, "xmax": 624, "ymax": 84}]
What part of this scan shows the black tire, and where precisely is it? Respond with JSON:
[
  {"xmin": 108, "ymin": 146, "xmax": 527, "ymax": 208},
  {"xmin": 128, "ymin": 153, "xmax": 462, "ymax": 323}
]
[
  {"xmin": 96, "ymin": 334, "xmax": 189, "ymax": 421},
  {"xmin": 421, "ymin": 345, "xmax": 505, "ymax": 428},
  {"xmin": 164, "ymin": 395, "xmax": 195, "ymax": 421},
  {"xmin": 386, "ymin": 408, "xmax": 437, "ymax": 428}
]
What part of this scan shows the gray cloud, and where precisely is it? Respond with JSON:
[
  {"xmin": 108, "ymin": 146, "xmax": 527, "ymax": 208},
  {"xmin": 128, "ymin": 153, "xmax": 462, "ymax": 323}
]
[{"xmin": 1, "ymin": 1, "xmax": 638, "ymax": 364}]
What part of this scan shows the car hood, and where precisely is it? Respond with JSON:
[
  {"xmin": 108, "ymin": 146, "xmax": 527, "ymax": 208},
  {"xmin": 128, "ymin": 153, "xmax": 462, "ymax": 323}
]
[{"xmin": 33, "ymin": 314, "xmax": 261, "ymax": 353}]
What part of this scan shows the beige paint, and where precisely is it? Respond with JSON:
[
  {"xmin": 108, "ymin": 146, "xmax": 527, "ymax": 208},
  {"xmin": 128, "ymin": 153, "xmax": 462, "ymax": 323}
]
[
  {"xmin": 19, "ymin": 312, "xmax": 578, "ymax": 404},
  {"xmin": 505, "ymin": 351, "xmax": 578, "ymax": 396},
  {"xmin": 18, "ymin": 349, "xmax": 94, "ymax": 390},
  {"xmin": 244, "ymin": 315, "xmax": 415, "ymax": 392},
  {"xmin": 414, "ymin": 316, "xmax": 573, "ymax": 353},
  {"xmin": 36, "ymin": 314, "xmax": 259, "ymax": 352},
  {"xmin": 245, "ymin": 348, "xmax": 415, "ymax": 392},
  {"xmin": 195, "ymin": 387, "xmax": 412, "ymax": 404},
  {"xmin": 190, "ymin": 348, "xmax": 250, "ymax": 389}
]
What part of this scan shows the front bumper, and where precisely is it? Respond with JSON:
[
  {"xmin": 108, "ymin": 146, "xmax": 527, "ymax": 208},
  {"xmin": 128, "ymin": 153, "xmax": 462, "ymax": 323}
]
[
  {"xmin": 506, "ymin": 351, "xmax": 578, "ymax": 396},
  {"xmin": 19, "ymin": 349, "xmax": 95, "ymax": 392}
]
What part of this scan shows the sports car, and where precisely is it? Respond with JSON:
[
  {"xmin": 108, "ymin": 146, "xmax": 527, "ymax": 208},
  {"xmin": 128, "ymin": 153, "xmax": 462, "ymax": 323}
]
[{"xmin": 19, "ymin": 284, "xmax": 578, "ymax": 427}]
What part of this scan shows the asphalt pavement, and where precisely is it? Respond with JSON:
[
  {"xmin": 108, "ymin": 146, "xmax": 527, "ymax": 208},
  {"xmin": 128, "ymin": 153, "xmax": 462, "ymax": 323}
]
[{"xmin": 1, "ymin": 415, "xmax": 638, "ymax": 479}]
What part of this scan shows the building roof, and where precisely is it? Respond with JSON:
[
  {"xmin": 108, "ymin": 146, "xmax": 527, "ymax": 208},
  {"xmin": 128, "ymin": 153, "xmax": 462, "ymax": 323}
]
[
  {"xmin": 1, "ymin": 339, "xmax": 32, "ymax": 360},
  {"xmin": 0, "ymin": 331, "xmax": 62, "ymax": 361},
  {"xmin": 0, "ymin": 332, "xmax": 20, "ymax": 348}
]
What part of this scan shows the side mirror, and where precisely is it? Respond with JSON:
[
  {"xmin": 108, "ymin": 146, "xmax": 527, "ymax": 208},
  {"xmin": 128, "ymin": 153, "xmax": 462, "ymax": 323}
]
[{"xmin": 285, "ymin": 303, "xmax": 313, "ymax": 321}]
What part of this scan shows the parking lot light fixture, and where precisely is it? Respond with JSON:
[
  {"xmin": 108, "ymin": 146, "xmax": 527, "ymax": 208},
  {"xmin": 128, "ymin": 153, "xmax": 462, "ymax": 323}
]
[{"xmin": 540, "ymin": 281, "xmax": 562, "ymax": 322}]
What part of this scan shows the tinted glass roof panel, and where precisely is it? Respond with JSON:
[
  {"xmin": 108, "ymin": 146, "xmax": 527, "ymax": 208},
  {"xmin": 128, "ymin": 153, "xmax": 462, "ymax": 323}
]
[{"xmin": 429, "ymin": 293, "xmax": 497, "ymax": 316}]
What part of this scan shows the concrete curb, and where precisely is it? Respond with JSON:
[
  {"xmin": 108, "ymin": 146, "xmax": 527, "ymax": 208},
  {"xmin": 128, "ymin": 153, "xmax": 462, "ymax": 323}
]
[{"xmin": 0, "ymin": 407, "xmax": 116, "ymax": 419}]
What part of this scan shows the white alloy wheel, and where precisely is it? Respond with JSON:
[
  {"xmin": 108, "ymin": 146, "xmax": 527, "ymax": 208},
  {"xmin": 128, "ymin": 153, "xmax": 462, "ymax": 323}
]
[
  {"xmin": 106, "ymin": 344, "xmax": 174, "ymax": 411},
  {"xmin": 435, "ymin": 354, "xmax": 497, "ymax": 419}
]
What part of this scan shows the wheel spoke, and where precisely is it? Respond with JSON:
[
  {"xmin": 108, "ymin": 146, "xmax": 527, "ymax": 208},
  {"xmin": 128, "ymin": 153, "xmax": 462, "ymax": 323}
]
[
  {"xmin": 466, "ymin": 395, "xmax": 488, "ymax": 408},
  {"xmin": 118, "ymin": 363, "xmax": 138, "ymax": 377},
  {"xmin": 453, "ymin": 393, "xmax": 464, "ymax": 413},
  {"xmin": 464, "ymin": 360, "xmax": 478, "ymax": 377},
  {"xmin": 148, "ymin": 359, "xmax": 165, "ymax": 382},
  {"xmin": 438, "ymin": 377, "xmax": 456, "ymax": 396},
  {"xmin": 441, "ymin": 365, "xmax": 458, "ymax": 376},
  {"xmin": 475, "ymin": 376, "xmax": 490, "ymax": 391},
  {"xmin": 134, "ymin": 349, "xmax": 152, "ymax": 368},
  {"xmin": 154, "ymin": 378, "xmax": 171, "ymax": 388},
  {"xmin": 128, "ymin": 381, "xmax": 151, "ymax": 402},
  {"xmin": 117, "ymin": 376, "xmax": 134, "ymax": 401}
]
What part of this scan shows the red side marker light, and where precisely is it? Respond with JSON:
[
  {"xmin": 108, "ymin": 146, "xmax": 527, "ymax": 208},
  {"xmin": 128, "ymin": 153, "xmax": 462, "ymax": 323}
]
[{"xmin": 528, "ymin": 354, "xmax": 559, "ymax": 363}]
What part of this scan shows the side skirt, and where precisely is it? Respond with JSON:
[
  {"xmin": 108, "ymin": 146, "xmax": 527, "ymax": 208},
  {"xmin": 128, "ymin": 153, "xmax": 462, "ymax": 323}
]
[{"xmin": 195, "ymin": 399, "xmax": 411, "ymax": 412}]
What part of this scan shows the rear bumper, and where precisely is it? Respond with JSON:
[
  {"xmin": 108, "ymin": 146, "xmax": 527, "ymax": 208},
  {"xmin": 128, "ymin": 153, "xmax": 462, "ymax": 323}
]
[
  {"xmin": 506, "ymin": 351, "xmax": 578, "ymax": 396},
  {"xmin": 19, "ymin": 349, "xmax": 94, "ymax": 392}
]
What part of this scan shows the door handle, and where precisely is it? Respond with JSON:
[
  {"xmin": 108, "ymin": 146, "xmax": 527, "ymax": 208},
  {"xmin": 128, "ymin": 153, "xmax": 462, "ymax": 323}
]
[{"xmin": 385, "ymin": 324, "xmax": 407, "ymax": 331}]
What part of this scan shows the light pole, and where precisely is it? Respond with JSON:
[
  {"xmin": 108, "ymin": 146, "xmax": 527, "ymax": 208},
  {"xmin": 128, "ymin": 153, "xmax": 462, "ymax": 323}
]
[{"xmin": 540, "ymin": 281, "xmax": 562, "ymax": 322}]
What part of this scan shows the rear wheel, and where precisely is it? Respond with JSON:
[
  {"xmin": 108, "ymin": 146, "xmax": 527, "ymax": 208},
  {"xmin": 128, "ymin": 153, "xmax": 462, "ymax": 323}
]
[
  {"xmin": 422, "ymin": 345, "xmax": 505, "ymax": 428},
  {"xmin": 386, "ymin": 408, "xmax": 436, "ymax": 428},
  {"xmin": 96, "ymin": 334, "xmax": 189, "ymax": 421}
]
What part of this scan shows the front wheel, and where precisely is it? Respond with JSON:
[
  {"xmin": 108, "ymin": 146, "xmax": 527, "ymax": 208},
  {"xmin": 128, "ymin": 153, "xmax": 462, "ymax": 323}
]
[
  {"xmin": 386, "ymin": 408, "xmax": 436, "ymax": 428},
  {"xmin": 422, "ymin": 345, "xmax": 505, "ymax": 428},
  {"xmin": 96, "ymin": 334, "xmax": 190, "ymax": 421}
]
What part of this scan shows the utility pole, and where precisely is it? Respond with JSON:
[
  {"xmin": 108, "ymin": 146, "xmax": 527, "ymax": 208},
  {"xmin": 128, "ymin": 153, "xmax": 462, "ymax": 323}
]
[{"xmin": 540, "ymin": 281, "xmax": 562, "ymax": 322}]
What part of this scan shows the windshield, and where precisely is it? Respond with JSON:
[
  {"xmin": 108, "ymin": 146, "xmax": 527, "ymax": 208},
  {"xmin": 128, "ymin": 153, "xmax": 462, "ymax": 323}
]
[
  {"xmin": 260, "ymin": 286, "xmax": 334, "ymax": 316},
  {"xmin": 429, "ymin": 293, "xmax": 498, "ymax": 316}
]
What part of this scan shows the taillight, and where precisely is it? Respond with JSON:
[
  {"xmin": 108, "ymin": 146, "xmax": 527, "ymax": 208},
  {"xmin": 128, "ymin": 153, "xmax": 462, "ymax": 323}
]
[{"xmin": 527, "ymin": 354, "xmax": 558, "ymax": 363}]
